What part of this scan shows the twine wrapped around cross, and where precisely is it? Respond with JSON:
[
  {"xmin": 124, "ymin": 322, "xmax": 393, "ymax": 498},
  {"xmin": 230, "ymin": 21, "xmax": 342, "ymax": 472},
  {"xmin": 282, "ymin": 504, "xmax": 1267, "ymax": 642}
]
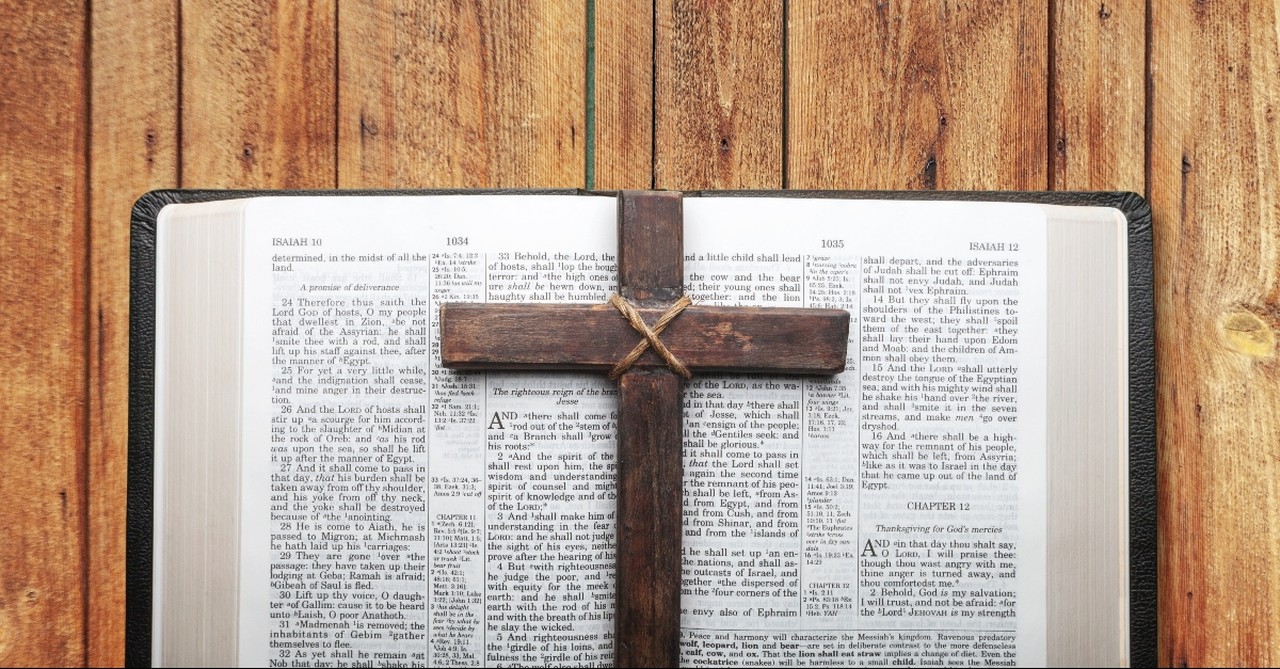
[{"xmin": 606, "ymin": 294, "xmax": 693, "ymax": 379}]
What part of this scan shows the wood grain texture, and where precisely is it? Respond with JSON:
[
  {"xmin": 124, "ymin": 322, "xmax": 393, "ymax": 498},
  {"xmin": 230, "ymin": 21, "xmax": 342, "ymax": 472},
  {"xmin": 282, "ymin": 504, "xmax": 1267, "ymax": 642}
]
[
  {"xmin": 88, "ymin": 1, "xmax": 179, "ymax": 665},
  {"xmin": 618, "ymin": 190, "xmax": 682, "ymax": 303},
  {"xmin": 337, "ymin": 0, "xmax": 585, "ymax": 188},
  {"xmin": 2, "ymin": 0, "xmax": 1275, "ymax": 663},
  {"xmin": 613, "ymin": 190, "xmax": 685, "ymax": 667},
  {"xmin": 1150, "ymin": 2, "xmax": 1280, "ymax": 665},
  {"xmin": 787, "ymin": 1, "xmax": 1047, "ymax": 190},
  {"xmin": 0, "ymin": 1, "xmax": 88, "ymax": 666},
  {"xmin": 183, "ymin": 0, "xmax": 336, "ymax": 187},
  {"xmin": 654, "ymin": 0, "xmax": 782, "ymax": 189},
  {"xmin": 593, "ymin": 0, "xmax": 653, "ymax": 190},
  {"xmin": 1050, "ymin": 0, "xmax": 1144, "ymax": 191},
  {"xmin": 440, "ymin": 303, "xmax": 849, "ymax": 374},
  {"xmin": 615, "ymin": 372, "xmax": 683, "ymax": 667}
]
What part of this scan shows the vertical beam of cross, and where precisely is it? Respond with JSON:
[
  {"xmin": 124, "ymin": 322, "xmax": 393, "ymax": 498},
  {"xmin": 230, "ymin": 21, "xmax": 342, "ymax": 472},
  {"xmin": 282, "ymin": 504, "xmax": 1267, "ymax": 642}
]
[{"xmin": 612, "ymin": 192, "xmax": 685, "ymax": 665}]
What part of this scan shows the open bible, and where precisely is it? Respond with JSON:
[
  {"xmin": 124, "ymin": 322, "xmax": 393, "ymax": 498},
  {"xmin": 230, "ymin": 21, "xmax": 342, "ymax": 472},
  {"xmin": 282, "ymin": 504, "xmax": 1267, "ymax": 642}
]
[{"xmin": 129, "ymin": 190, "xmax": 1155, "ymax": 667}]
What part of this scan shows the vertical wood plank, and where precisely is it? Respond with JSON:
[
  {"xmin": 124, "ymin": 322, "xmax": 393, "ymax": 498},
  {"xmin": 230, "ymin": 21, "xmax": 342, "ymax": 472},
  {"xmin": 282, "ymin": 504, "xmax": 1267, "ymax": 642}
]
[
  {"xmin": 0, "ymin": 0, "xmax": 88, "ymax": 666},
  {"xmin": 89, "ymin": 1, "xmax": 179, "ymax": 665},
  {"xmin": 594, "ymin": 0, "xmax": 654, "ymax": 190},
  {"xmin": 617, "ymin": 190, "xmax": 682, "ymax": 304},
  {"xmin": 183, "ymin": 0, "xmax": 336, "ymax": 187},
  {"xmin": 1150, "ymin": 2, "xmax": 1280, "ymax": 665},
  {"xmin": 615, "ymin": 372, "xmax": 683, "ymax": 667},
  {"xmin": 1050, "ymin": 0, "xmax": 1144, "ymax": 191},
  {"xmin": 787, "ymin": 2, "xmax": 1047, "ymax": 190},
  {"xmin": 614, "ymin": 190, "xmax": 685, "ymax": 666},
  {"xmin": 338, "ymin": 0, "xmax": 585, "ymax": 188},
  {"xmin": 654, "ymin": 0, "xmax": 782, "ymax": 189}
]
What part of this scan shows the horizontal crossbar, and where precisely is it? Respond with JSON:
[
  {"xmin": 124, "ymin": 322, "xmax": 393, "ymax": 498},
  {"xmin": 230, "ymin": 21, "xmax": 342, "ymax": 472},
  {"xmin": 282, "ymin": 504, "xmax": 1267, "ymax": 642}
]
[{"xmin": 440, "ymin": 303, "xmax": 849, "ymax": 375}]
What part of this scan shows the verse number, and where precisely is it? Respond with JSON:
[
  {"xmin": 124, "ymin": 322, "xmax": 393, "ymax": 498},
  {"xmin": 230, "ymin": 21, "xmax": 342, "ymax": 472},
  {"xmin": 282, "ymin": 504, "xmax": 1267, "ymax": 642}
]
[{"xmin": 447, "ymin": 236, "xmax": 469, "ymax": 246}]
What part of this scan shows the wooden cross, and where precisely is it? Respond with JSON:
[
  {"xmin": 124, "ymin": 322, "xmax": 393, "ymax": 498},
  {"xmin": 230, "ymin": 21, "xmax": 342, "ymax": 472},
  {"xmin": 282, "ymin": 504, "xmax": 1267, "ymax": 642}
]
[{"xmin": 439, "ymin": 191, "xmax": 850, "ymax": 667}]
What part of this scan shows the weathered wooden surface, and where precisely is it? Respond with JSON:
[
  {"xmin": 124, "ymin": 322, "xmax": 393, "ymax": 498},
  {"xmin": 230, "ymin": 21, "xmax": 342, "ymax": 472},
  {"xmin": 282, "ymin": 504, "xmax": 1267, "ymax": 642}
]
[
  {"xmin": 1, "ymin": 0, "xmax": 1278, "ymax": 665},
  {"xmin": 618, "ymin": 190, "xmax": 683, "ymax": 303},
  {"xmin": 593, "ymin": 0, "xmax": 652, "ymax": 190},
  {"xmin": 654, "ymin": 0, "xmax": 782, "ymax": 189},
  {"xmin": 0, "ymin": 1, "xmax": 88, "ymax": 666},
  {"xmin": 89, "ymin": 0, "xmax": 179, "ymax": 665},
  {"xmin": 612, "ymin": 190, "xmax": 686, "ymax": 667},
  {"xmin": 615, "ymin": 371, "xmax": 684, "ymax": 667},
  {"xmin": 183, "ymin": 0, "xmax": 336, "ymax": 187},
  {"xmin": 338, "ymin": 0, "xmax": 585, "ymax": 188},
  {"xmin": 1151, "ymin": 2, "xmax": 1280, "ymax": 665},
  {"xmin": 441, "ymin": 303, "xmax": 849, "ymax": 374},
  {"xmin": 1049, "ymin": 0, "xmax": 1145, "ymax": 193},
  {"xmin": 788, "ymin": 2, "xmax": 1047, "ymax": 190}
]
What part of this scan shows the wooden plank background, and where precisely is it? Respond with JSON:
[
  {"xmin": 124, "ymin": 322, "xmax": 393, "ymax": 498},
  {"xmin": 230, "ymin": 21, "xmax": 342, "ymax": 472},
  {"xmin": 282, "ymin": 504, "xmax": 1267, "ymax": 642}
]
[{"xmin": 0, "ymin": 0, "xmax": 1275, "ymax": 665}]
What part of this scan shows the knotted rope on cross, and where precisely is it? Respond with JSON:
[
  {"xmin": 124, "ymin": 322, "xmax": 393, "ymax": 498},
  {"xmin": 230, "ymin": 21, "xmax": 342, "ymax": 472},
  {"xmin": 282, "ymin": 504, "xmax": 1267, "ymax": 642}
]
[{"xmin": 606, "ymin": 294, "xmax": 693, "ymax": 380}]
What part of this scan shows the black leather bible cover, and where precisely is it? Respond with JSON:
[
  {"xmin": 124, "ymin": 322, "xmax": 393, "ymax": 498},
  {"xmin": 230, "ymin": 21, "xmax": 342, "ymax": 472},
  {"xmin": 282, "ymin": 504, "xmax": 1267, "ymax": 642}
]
[{"xmin": 128, "ymin": 189, "xmax": 1155, "ymax": 667}]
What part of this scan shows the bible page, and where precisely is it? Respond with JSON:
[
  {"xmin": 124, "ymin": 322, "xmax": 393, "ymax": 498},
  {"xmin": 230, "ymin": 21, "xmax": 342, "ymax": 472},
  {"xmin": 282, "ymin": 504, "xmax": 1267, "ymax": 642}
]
[
  {"xmin": 677, "ymin": 197, "xmax": 1049, "ymax": 667},
  {"xmin": 238, "ymin": 195, "xmax": 620, "ymax": 667}
]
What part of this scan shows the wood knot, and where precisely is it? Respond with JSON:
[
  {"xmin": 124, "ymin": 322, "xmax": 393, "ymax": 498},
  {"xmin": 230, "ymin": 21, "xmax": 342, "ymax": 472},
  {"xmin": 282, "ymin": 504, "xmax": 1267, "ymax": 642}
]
[{"xmin": 1220, "ymin": 310, "xmax": 1275, "ymax": 358}]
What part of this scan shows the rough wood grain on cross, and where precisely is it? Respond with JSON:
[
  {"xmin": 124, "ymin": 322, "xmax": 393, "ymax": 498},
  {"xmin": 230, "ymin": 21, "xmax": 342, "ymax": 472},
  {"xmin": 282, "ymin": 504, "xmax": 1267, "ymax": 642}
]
[{"xmin": 440, "ymin": 190, "xmax": 849, "ymax": 666}]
